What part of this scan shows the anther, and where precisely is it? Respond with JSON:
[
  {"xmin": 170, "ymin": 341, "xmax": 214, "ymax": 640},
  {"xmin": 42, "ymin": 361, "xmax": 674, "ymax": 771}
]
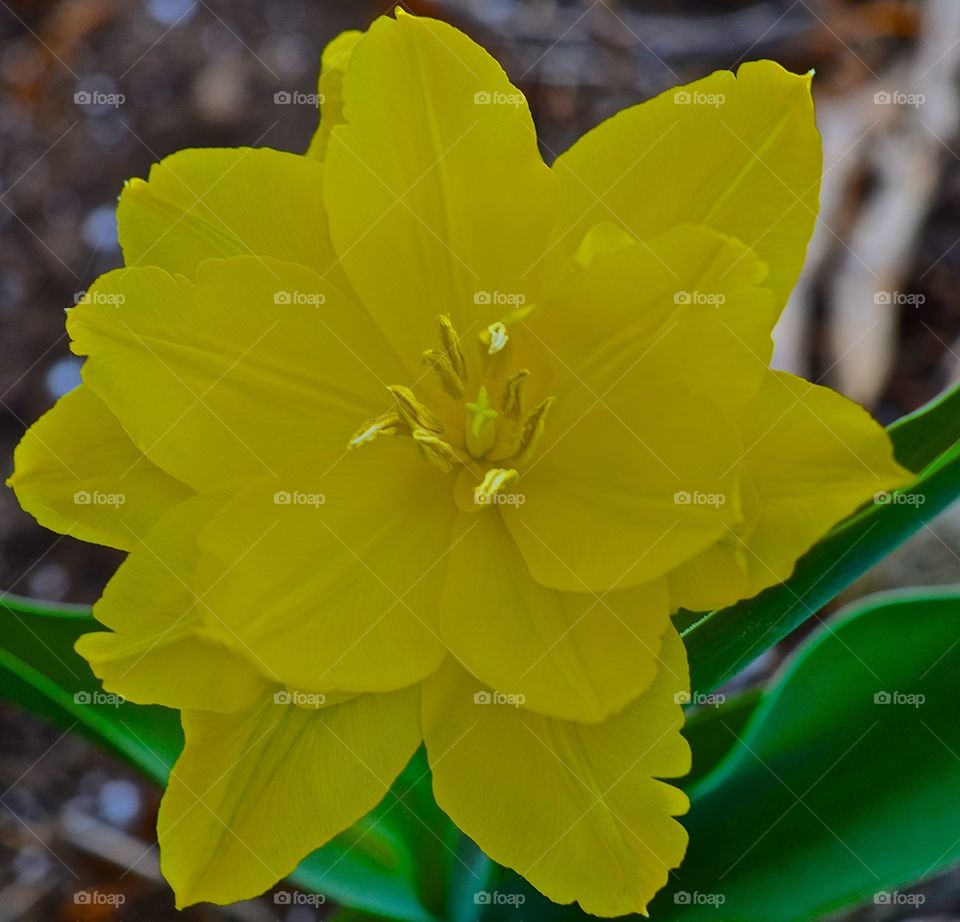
[
  {"xmin": 501, "ymin": 369, "xmax": 529, "ymax": 420},
  {"xmin": 510, "ymin": 396, "xmax": 555, "ymax": 466},
  {"xmin": 436, "ymin": 314, "xmax": 467, "ymax": 382},
  {"xmin": 422, "ymin": 349, "xmax": 465, "ymax": 399},
  {"xmin": 348, "ymin": 412, "xmax": 404, "ymax": 449},
  {"xmin": 387, "ymin": 385, "xmax": 444, "ymax": 434},
  {"xmin": 474, "ymin": 467, "xmax": 519, "ymax": 505},
  {"xmin": 412, "ymin": 428, "xmax": 459, "ymax": 473},
  {"xmin": 482, "ymin": 321, "xmax": 509, "ymax": 355}
]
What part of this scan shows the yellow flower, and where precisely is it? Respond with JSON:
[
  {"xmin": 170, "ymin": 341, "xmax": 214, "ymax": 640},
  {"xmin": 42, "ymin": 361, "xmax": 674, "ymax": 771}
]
[{"xmin": 9, "ymin": 11, "xmax": 909, "ymax": 917}]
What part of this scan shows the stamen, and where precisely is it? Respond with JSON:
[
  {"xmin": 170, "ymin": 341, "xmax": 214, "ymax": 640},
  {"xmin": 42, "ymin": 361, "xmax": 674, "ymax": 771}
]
[
  {"xmin": 348, "ymin": 412, "xmax": 403, "ymax": 449},
  {"xmin": 422, "ymin": 349, "xmax": 465, "ymax": 399},
  {"xmin": 474, "ymin": 467, "xmax": 519, "ymax": 505},
  {"xmin": 465, "ymin": 385, "xmax": 498, "ymax": 459},
  {"xmin": 387, "ymin": 384, "xmax": 443, "ymax": 434},
  {"xmin": 482, "ymin": 321, "xmax": 509, "ymax": 355},
  {"xmin": 510, "ymin": 396, "xmax": 555, "ymax": 466},
  {"xmin": 436, "ymin": 314, "xmax": 467, "ymax": 382},
  {"xmin": 501, "ymin": 369, "xmax": 529, "ymax": 420},
  {"xmin": 412, "ymin": 428, "xmax": 458, "ymax": 473}
]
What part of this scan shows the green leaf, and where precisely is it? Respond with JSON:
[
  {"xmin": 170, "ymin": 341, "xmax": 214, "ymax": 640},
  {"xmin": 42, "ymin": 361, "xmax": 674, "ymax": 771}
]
[
  {"xmin": 681, "ymin": 688, "xmax": 761, "ymax": 788},
  {"xmin": 683, "ymin": 380, "xmax": 960, "ymax": 695},
  {"xmin": 650, "ymin": 587, "xmax": 960, "ymax": 921},
  {"xmin": 0, "ymin": 595, "xmax": 442, "ymax": 922}
]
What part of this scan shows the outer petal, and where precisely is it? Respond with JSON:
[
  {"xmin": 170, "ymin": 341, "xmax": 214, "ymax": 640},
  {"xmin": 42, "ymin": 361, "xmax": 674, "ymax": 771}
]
[
  {"xmin": 503, "ymin": 384, "xmax": 743, "ymax": 593},
  {"xmin": 307, "ymin": 29, "xmax": 362, "ymax": 161},
  {"xmin": 530, "ymin": 224, "xmax": 776, "ymax": 418},
  {"xmin": 423, "ymin": 627, "xmax": 691, "ymax": 917},
  {"xmin": 440, "ymin": 509, "xmax": 673, "ymax": 722},
  {"xmin": 8, "ymin": 385, "xmax": 191, "ymax": 550},
  {"xmin": 68, "ymin": 257, "xmax": 403, "ymax": 492},
  {"xmin": 76, "ymin": 495, "xmax": 267, "ymax": 712},
  {"xmin": 118, "ymin": 147, "xmax": 343, "ymax": 280},
  {"xmin": 324, "ymin": 12, "xmax": 557, "ymax": 367},
  {"xmin": 195, "ymin": 445, "xmax": 455, "ymax": 694},
  {"xmin": 730, "ymin": 370, "xmax": 912, "ymax": 595},
  {"xmin": 550, "ymin": 61, "xmax": 820, "ymax": 313},
  {"xmin": 160, "ymin": 685, "xmax": 421, "ymax": 907}
]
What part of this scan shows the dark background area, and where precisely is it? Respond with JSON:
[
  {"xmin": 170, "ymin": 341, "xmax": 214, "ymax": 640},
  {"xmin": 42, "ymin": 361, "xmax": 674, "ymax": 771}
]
[{"xmin": 0, "ymin": 0, "xmax": 958, "ymax": 919}]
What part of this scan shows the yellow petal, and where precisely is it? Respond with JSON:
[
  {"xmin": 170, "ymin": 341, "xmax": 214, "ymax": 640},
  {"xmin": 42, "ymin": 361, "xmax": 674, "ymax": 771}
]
[
  {"xmin": 8, "ymin": 385, "xmax": 191, "ymax": 550},
  {"xmin": 730, "ymin": 370, "xmax": 912, "ymax": 595},
  {"xmin": 323, "ymin": 12, "xmax": 556, "ymax": 368},
  {"xmin": 118, "ymin": 147, "xmax": 342, "ymax": 279},
  {"xmin": 531, "ymin": 223, "xmax": 776, "ymax": 417},
  {"xmin": 503, "ymin": 384, "xmax": 743, "ymax": 593},
  {"xmin": 76, "ymin": 495, "xmax": 267, "ymax": 711},
  {"xmin": 68, "ymin": 257, "xmax": 403, "ymax": 492},
  {"xmin": 440, "ymin": 508, "xmax": 673, "ymax": 721},
  {"xmin": 160, "ymin": 685, "xmax": 421, "ymax": 907},
  {"xmin": 422, "ymin": 627, "xmax": 691, "ymax": 917},
  {"xmin": 307, "ymin": 29, "xmax": 362, "ymax": 161},
  {"xmin": 550, "ymin": 61, "xmax": 820, "ymax": 314},
  {"xmin": 195, "ymin": 446, "xmax": 454, "ymax": 694}
]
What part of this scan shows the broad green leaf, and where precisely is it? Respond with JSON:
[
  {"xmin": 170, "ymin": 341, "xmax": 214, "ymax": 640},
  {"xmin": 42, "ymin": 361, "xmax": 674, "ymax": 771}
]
[
  {"xmin": 649, "ymin": 587, "xmax": 960, "ymax": 921},
  {"xmin": 682, "ymin": 688, "xmax": 761, "ymax": 788},
  {"xmin": 0, "ymin": 595, "xmax": 441, "ymax": 922},
  {"xmin": 684, "ymin": 380, "xmax": 960, "ymax": 695}
]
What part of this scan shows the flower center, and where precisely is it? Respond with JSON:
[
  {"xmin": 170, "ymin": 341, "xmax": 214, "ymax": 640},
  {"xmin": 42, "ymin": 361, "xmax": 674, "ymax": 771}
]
[{"xmin": 348, "ymin": 315, "xmax": 555, "ymax": 500}]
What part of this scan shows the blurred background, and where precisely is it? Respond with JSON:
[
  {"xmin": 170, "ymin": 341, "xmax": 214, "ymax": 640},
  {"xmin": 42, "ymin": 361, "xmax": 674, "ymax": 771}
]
[{"xmin": 0, "ymin": 0, "xmax": 958, "ymax": 918}]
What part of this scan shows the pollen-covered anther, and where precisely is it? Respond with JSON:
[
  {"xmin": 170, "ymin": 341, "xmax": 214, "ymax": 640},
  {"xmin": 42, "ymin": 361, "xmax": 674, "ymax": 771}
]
[
  {"xmin": 501, "ymin": 369, "xmax": 529, "ymax": 420},
  {"xmin": 483, "ymin": 322, "xmax": 509, "ymax": 355},
  {"xmin": 436, "ymin": 314, "xmax": 467, "ymax": 381},
  {"xmin": 474, "ymin": 467, "xmax": 519, "ymax": 505},
  {"xmin": 465, "ymin": 386, "xmax": 498, "ymax": 459},
  {"xmin": 509, "ymin": 396, "xmax": 555, "ymax": 466},
  {"xmin": 387, "ymin": 384, "xmax": 444, "ymax": 434},
  {"xmin": 422, "ymin": 349, "xmax": 465, "ymax": 399},
  {"xmin": 348, "ymin": 412, "xmax": 404, "ymax": 449},
  {"xmin": 411, "ymin": 428, "xmax": 459, "ymax": 473}
]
